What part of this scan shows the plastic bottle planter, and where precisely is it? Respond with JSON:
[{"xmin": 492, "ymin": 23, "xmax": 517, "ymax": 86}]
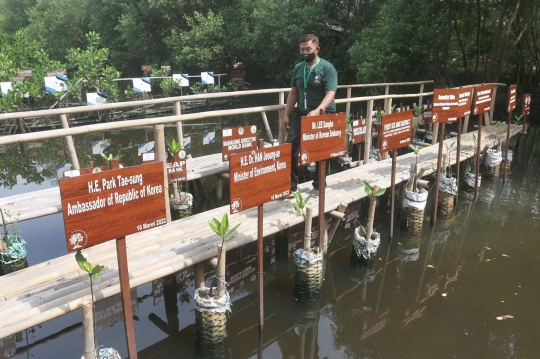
[
  {"xmin": 484, "ymin": 149, "xmax": 502, "ymax": 178},
  {"xmin": 0, "ymin": 234, "xmax": 27, "ymax": 275},
  {"xmin": 352, "ymin": 227, "xmax": 381, "ymax": 262},
  {"xmin": 402, "ymin": 189, "xmax": 428, "ymax": 233},
  {"xmin": 293, "ymin": 247, "xmax": 324, "ymax": 295},
  {"xmin": 438, "ymin": 174, "xmax": 458, "ymax": 219}
]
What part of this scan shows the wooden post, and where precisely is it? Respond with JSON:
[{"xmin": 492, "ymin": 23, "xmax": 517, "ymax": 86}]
[
  {"xmin": 364, "ymin": 100, "xmax": 374, "ymax": 164},
  {"xmin": 474, "ymin": 115, "xmax": 482, "ymax": 197},
  {"xmin": 365, "ymin": 186, "xmax": 378, "ymax": 241},
  {"xmin": 503, "ymin": 111, "xmax": 512, "ymax": 185},
  {"xmin": 116, "ymin": 236, "xmax": 138, "ymax": 359},
  {"xmin": 59, "ymin": 114, "xmax": 80, "ymax": 170},
  {"xmin": 327, "ymin": 203, "xmax": 346, "ymax": 243},
  {"xmin": 217, "ymin": 243, "xmax": 226, "ymax": 297},
  {"xmin": 194, "ymin": 263, "xmax": 205, "ymax": 289},
  {"xmin": 384, "ymin": 85, "xmax": 390, "ymax": 113},
  {"xmin": 257, "ymin": 204, "xmax": 264, "ymax": 330},
  {"xmin": 462, "ymin": 115, "xmax": 469, "ymax": 134},
  {"xmin": 304, "ymin": 207, "xmax": 313, "ymax": 249},
  {"xmin": 174, "ymin": 101, "xmax": 183, "ymax": 142},
  {"xmin": 278, "ymin": 92, "xmax": 286, "ymax": 144},
  {"xmin": 345, "ymin": 87, "xmax": 352, "ymax": 119},
  {"xmin": 81, "ymin": 298, "xmax": 96, "ymax": 359},
  {"xmin": 154, "ymin": 124, "xmax": 171, "ymax": 222},
  {"xmin": 431, "ymin": 122, "xmax": 445, "ymax": 224},
  {"xmin": 489, "ymin": 85, "xmax": 498, "ymax": 124},
  {"xmin": 455, "ymin": 117, "xmax": 462, "ymax": 207},
  {"xmin": 261, "ymin": 111, "xmax": 274, "ymax": 141},
  {"xmin": 418, "ymin": 83, "xmax": 424, "ymax": 106},
  {"xmin": 317, "ymin": 160, "xmax": 326, "ymax": 250},
  {"xmin": 432, "ymin": 123, "xmax": 439, "ymax": 144},
  {"xmin": 390, "ymin": 150, "xmax": 397, "ymax": 238}
]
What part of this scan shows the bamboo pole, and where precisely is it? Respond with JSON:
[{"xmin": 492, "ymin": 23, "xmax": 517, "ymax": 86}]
[
  {"xmin": 217, "ymin": 243, "xmax": 226, "ymax": 297},
  {"xmin": 365, "ymin": 186, "xmax": 378, "ymax": 241},
  {"xmin": 345, "ymin": 87, "xmax": 352, "ymax": 118},
  {"xmin": 304, "ymin": 207, "xmax": 313, "ymax": 249},
  {"xmin": 260, "ymin": 111, "xmax": 274, "ymax": 141},
  {"xmin": 194, "ymin": 263, "xmax": 205, "ymax": 289},
  {"xmin": 364, "ymin": 100, "xmax": 374, "ymax": 164},
  {"xmin": 174, "ymin": 101, "xmax": 183, "ymax": 142},
  {"xmin": 81, "ymin": 298, "xmax": 96, "ymax": 359},
  {"xmin": 59, "ymin": 114, "xmax": 80, "ymax": 170},
  {"xmin": 154, "ymin": 125, "xmax": 171, "ymax": 222}
]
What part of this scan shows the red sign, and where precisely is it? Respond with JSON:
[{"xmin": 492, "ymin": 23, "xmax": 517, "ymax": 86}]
[
  {"xmin": 379, "ymin": 110, "xmax": 413, "ymax": 153},
  {"xmin": 507, "ymin": 84, "xmax": 517, "ymax": 113},
  {"xmin": 166, "ymin": 150, "xmax": 187, "ymax": 183},
  {"xmin": 299, "ymin": 113, "xmax": 346, "ymax": 165},
  {"xmin": 222, "ymin": 125, "xmax": 258, "ymax": 161},
  {"xmin": 456, "ymin": 87, "xmax": 473, "ymax": 117},
  {"xmin": 473, "ymin": 84, "xmax": 493, "ymax": 115},
  {"xmin": 523, "ymin": 94, "xmax": 531, "ymax": 116},
  {"xmin": 430, "ymin": 89, "xmax": 460, "ymax": 123},
  {"xmin": 59, "ymin": 162, "xmax": 167, "ymax": 251},
  {"xmin": 351, "ymin": 118, "xmax": 367, "ymax": 144},
  {"xmin": 16, "ymin": 70, "xmax": 33, "ymax": 77},
  {"xmin": 359, "ymin": 309, "xmax": 390, "ymax": 346},
  {"xmin": 422, "ymin": 101, "xmax": 433, "ymax": 123},
  {"xmin": 229, "ymin": 144, "xmax": 292, "ymax": 213},
  {"xmin": 141, "ymin": 65, "xmax": 152, "ymax": 71},
  {"xmin": 231, "ymin": 71, "xmax": 246, "ymax": 83},
  {"xmin": 401, "ymin": 299, "xmax": 429, "ymax": 333}
]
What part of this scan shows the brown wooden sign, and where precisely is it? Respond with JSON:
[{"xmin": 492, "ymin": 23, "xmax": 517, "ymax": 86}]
[
  {"xmin": 166, "ymin": 150, "xmax": 187, "ymax": 183},
  {"xmin": 16, "ymin": 70, "xmax": 33, "ymax": 77},
  {"xmin": 472, "ymin": 84, "xmax": 493, "ymax": 115},
  {"xmin": 456, "ymin": 87, "xmax": 473, "ymax": 117},
  {"xmin": 507, "ymin": 84, "xmax": 517, "ymax": 113},
  {"xmin": 141, "ymin": 65, "xmax": 152, "ymax": 71},
  {"xmin": 59, "ymin": 162, "xmax": 167, "ymax": 252},
  {"xmin": 47, "ymin": 69, "xmax": 67, "ymax": 77},
  {"xmin": 229, "ymin": 144, "xmax": 292, "ymax": 214},
  {"xmin": 351, "ymin": 118, "xmax": 367, "ymax": 144},
  {"xmin": 222, "ymin": 125, "xmax": 258, "ymax": 161},
  {"xmin": 523, "ymin": 93, "xmax": 531, "ymax": 116},
  {"xmin": 379, "ymin": 110, "xmax": 413, "ymax": 153},
  {"xmin": 422, "ymin": 101, "xmax": 433, "ymax": 123},
  {"xmin": 160, "ymin": 65, "xmax": 171, "ymax": 71},
  {"xmin": 299, "ymin": 112, "xmax": 346, "ymax": 165},
  {"xmin": 429, "ymin": 89, "xmax": 460, "ymax": 123}
]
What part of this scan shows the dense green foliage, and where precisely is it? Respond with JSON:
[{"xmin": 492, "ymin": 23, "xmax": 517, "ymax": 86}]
[{"xmin": 0, "ymin": 0, "xmax": 539, "ymax": 88}]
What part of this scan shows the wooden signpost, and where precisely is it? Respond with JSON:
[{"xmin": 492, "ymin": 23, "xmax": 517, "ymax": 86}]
[
  {"xmin": 522, "ymin": 93, "xmax": 531, "ymax": 134},
  {"xmin": 300, "ymin": 112, "xmax": 346, "ymax": 249},
  {"xmin": 351, "ymin": 117, "xmax": 367, "ymax": 161},
  {"xmin": 379, "ymin": 110, "xmax": 413, "ymax": 237},
  {"xmin": 141, "ymin": 65, "xmax": 152, "ymax": 77},
  {"xmin": 503, "ymin": 84, "xmax": 517, "ymax": 185},
  {"xmin": 472, "ymin": 85, "xmax": 493, "ymax": 197},
  {"xmin": 59, "ymin": 161, "xmax": 167, "ymax": 359},
  {"xmin": 229, "ymin": 141, "xmax": 292, "ymax": 331},
  {"xmin": 47, "ymin": 69, "xmax": 67, "ymax": 77},
  {"xmin": 222, "ymin": 125, "xmax": 258, "ymax": 161},
  {"xmin": 166, "ymin": 149, "xmax": 187, "ymax": 183},
  {"xmin": 14, "ymin": 70, "xmax": 33, "ymax": 81}
]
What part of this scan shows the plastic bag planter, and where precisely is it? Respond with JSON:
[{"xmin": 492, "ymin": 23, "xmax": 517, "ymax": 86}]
[
  {"xmin": 194, "ymin": 287, "xmax": 231, "ymax": 345},
  {"xmin": 438, "ymin": 174, "xmax": 457, "ymax": 219},
  {"xmin": 402, "ymin": 188, "xmax": 428, "ymax": 233},
  {"xmin": 0, "ymin": 235, "xmax": 27, "ymax": 275},
  {"xmin": 80, "ymin": 348, "xmax": 121, "ymax": 359},
  {"xmin": 353, "ymin": 227, "xmax": 381, "ymax": 261},
  {"xmin": 484, "ymin": 149, "xmax": 502, "ymax": 178},
  {"xmin": 463, "ymin": 170, "xmax": 481, "ymax": 189},
  {"xmin": 170, "ymin": 192, "xmax": 193, "ymax": 219},
  {"xmin": 293, "ymin": 247, "xmax": 324, "ymax": 295}
]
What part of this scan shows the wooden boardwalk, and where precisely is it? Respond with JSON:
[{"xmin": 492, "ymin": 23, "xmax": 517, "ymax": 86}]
[{"xmin": 0, "ymin": 124, "xmax": 522, "ymax": 338}]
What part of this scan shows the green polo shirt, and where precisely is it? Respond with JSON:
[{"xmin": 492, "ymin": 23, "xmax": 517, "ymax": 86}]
[{"xmin": 290, "ymin": 58, "xmax": 338, "ymax": 115}]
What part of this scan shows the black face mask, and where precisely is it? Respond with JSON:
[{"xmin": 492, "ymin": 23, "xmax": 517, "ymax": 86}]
[{"xmin": 301, "ymin": 52, "xmax": 316, "ymax": 63}]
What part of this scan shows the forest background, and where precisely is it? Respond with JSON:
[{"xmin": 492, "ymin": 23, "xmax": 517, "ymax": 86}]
[{"xmin": 0, "ymin": 0, "xmax": 539, "ymax": 98}]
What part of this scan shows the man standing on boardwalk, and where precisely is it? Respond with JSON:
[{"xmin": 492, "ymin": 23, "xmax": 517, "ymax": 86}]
[{"xmin": 282, "ymin": 34, "xmax": 338, "ymax": 196}]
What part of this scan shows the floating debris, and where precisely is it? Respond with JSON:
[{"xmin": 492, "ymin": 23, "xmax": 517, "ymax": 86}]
[
  {"xmin": 442, "ymin": 293, "xmax": 447, "ymax": 297},
  {"xmin": 485, "ymin": 259, "xmax": 494, "ymax": 262},
  {"xmin": 484, "ymin": 246, "xmax": 491, "ymax": 251},
  {"xmin": 502, "ymin": 254, "xmax": 510, "ymax": 258},
  {"xmin": 496, "ymin": 315, "xmax": 514, "ymax": 320}
]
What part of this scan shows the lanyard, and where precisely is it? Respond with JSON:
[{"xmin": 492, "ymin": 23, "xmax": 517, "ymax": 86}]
[{"xmin": 303, "ymin": 57, "xmax": 320, "ymax": 109}]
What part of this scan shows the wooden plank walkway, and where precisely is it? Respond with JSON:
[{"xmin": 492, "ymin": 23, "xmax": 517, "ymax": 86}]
[
  {"xmin": 0, "ymin": 124, "xmax": 522, "ymax": 338},
  {"xmin": 0, "ymin": 153, "xmax": 228, "ymax": 224}
]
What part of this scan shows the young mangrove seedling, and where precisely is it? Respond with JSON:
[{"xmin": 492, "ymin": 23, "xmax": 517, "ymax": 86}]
[
  {"xmin": 514, "ymin": 114, "xmax": 523, "ymax": 126},
  {"xmin": 208, "ymin": 213, "xmax": 241, "ymax": 294},
  {"xmin": 444, "ymin": 141, "xmax": 456, "ymax": 176},
  {"xmin": 100, "ymin": 152, "xmax": 124, "ymax": 165},
  {"xmin": 363, "ymin": 181, "xmax": 386, "ymax": 242},
  {"xmin": 75, "ymin": 250, "xmax": 105, "ymax": 358},
  {"xmin": 292, "ymin": 192, "xmax": 313, "ymax": 218},
  {"xmin": 413, "ymin": 104, "xmax": 424, "ymax": 118},
  {"xmin": 167, "ymin": 138, "xmax": 183, "ymax": 158}
]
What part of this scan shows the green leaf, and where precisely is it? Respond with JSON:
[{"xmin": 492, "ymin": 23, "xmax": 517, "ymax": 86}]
[
  {"xmin": 375, "ymin": 188, "xmax": 386, "ymax": 196},
  {"xmin": 221, "ymin": 213, "xmax": 229, "ymax": 236},
  {"xmin": 226, "ymin": 223, "xmax": 241, "ymax": 236},
  {"xmin": 75, "ymin": 250, "xmax": 87, "ymax": 271},
  {"xmin": 304, "ymin": 194, "xmax": 312, "ymax": 204},
  {"xmin": 363, "ymin": 181, "xmax": 373, "ymax": 195},
  {"xmin": 293, "ymin": 191, "xmax": 301, "ymax": 203},
  {"xmin": 83, "ymin": 261, "xmax": 92, "ymax": 273},
  {"xmin": 225, "ymin": 235, "xmax": 236, "ymax": 242},
  {"xmin": 209, "ymin": 219, "xmax": 220, "ymax": 236},
  {"xmin": 293, "ymin": 203, "xmax": 301, "ymax": 214}
]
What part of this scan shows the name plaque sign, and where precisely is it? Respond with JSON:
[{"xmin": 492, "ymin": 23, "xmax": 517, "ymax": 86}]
[
  {"xmin": 299, "ymin": 113, "xmax": 346, "ymax": 165},
  {"xmin": 59, "ymin": 162, "xmax": 166, "ymax": 251}
]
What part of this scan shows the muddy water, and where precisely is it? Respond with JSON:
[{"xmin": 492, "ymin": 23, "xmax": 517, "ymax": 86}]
[{"xmin": 1, "ymin": 97, "xmax": 538, "ymax": 358}]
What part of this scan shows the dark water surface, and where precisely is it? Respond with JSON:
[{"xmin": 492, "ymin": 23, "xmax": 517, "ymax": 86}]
[{"xmin": 1, "ymin": 98, "xmax": 539, "ymax": 358}]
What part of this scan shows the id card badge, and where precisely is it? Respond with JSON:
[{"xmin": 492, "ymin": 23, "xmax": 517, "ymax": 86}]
[{"xmin": 304, "ymin": 94, "xmax": 307, "ymax": 109}]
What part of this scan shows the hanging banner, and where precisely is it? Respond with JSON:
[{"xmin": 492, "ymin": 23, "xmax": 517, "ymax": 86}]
[
  {"xmin": 351, "ymin": 118, "xmax": 367, "ymax": 144},
  {"xmin": 173, "ymin": 74, "xmax": 190, "ymax": 87},
  {"xmin": 44, "ymin": 75, "xmax": 68, "ymax": 93},
  {"xmin": 138, "ymin": 141, "xmax": 155, "ymax": 156},
  {"xmin": 202, "ymin": 131, "xmax": 215, "ymax": 145},
  {"xmin": 472, "ymin": 84, "xmax": 493, "ymax": 115},
  {"xmin": 201, "ymin": 72, "xmax": 215, "ymax": 85},
  {"xmin": 522, "ymin": 94, "xmax": 531, "ymax": 116},
  {"xmin": 133, "ymin": 78, "xmax": 151, "ymax": 93},
  {"xmin": 59, "ymin": 162, "xmax": 167, "ymax": 252},
  {"xmin": 299, "ymin": 112, "xmax": 346, "ymax": 165},
  {"xmin": 222, "ymin": 125, "xmax": 258, "ymax": 161},
  {"xmin": 0, "ymin": 82, "xmax": 13, "ymax": 97},
  {"xmin": 87, "ymin": 92, "xmax": 108, "ymax": 106},
  {"xmin": 183, "ymin": 136, "xmax": 192, "ymax": 149},
  {"xmin": 507, "ymin": 84, "xmax": 517, "ymax": 113},
  {"xmin": 229, "ymin": 144, "xmax": 292, "ymax": 214},
  {"xmin": 379, "ymin": 110, "xmax": 413, "ymax": 153},
  {"xmin": 166, "ymin": 149, "xmax": 187, "ymax": 183}
]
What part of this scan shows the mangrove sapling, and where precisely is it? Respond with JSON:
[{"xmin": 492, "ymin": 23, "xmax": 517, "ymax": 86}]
[
  {"xmin": 407, "ymin": 144, "xmax": 422, "ymax": 191},
  {"xmin": 75, "ymin": 250, "xmax": 104, "ymax": 359},
  {"xmin": 353, "ymin": 182, "xmax": 385, "ymax": 260},
  {"xmin": 208, "ymin": 213, "xmax": 241, "ymax": 295},
  {"xmin": 444, "ymin": 141, "xmax": 456, "ymax": 176},
  {"xmin": 513, "ymin": 115, "xmax": 523, "ymax": 126},
  {"xmin": 413, "ymin": 104, "xmax": 423, "ymax": 119},
  {"xmin": 167, "ymin": 139, "xmax": 183, "ymax": 200},
  {"xmin": 292, "ymin": 192, "xmax": 313, "ymax": 219}
]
